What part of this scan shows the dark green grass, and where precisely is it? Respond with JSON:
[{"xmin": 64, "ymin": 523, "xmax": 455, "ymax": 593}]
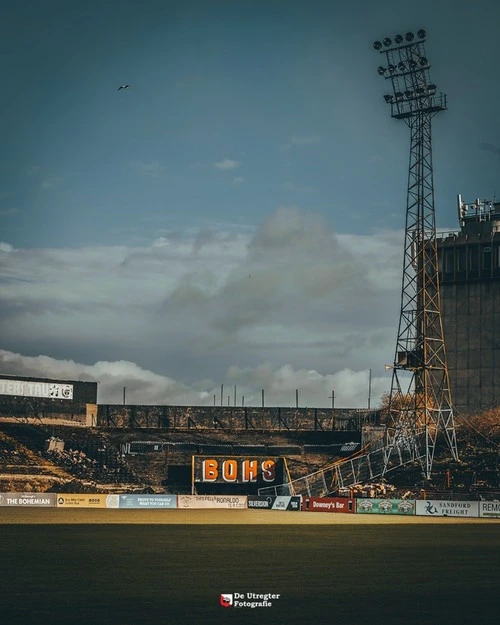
[{"xmin": 1, "ymin": 524, "xmax": 498, "ymax": 625}]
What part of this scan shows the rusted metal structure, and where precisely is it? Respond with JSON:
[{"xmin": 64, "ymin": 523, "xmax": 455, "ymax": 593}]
[{"xmin": 373, "ymin": 29, "xmax": 458, "ymax": 478}]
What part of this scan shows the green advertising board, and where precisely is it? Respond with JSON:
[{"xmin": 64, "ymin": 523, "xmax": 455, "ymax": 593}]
[{"xmin": 356, "ymin": 498, "xmax": 415, "ymax": 515}]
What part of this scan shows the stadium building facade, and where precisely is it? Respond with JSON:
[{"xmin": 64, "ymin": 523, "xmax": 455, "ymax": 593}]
[
  {"xmin": 0, "ymin": 374, "xmax": 98, "ymax": 424},
  {"xmin": 438, "ymin": 195, "xmax": 500, "ymax": 414}
]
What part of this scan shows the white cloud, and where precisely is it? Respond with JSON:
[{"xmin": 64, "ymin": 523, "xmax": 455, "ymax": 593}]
[
  {"xmin": 233, "ymin": 176, "xmax": 245, "ymax": 185},
  {"xmin": 280, "ymin": 135, "xmax": 321, "ymax": 152},
  {"xmin": 0, "ymin": 206, "xmax": 402, "ymax": 407},
  {"xmin": 0, "ymin": 350, "xmax": 212, "ymax": 405},
  {"xmin": 213, "ymin": 158, "xmax": 241, "ymax": 170},
  {"xmin": 0, "ymin": 350, "xmax": 391, "ymax": 408}
]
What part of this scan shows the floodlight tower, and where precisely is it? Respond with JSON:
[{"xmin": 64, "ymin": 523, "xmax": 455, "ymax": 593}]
[{"xmin": 372, "ymin": 30, "xmax": 458, "ymax": 479}]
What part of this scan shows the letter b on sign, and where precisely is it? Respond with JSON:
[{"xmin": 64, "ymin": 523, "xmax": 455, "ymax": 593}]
[{"xmin": 202, "ymin": 459, "xmax": 218, "ymax": 482}]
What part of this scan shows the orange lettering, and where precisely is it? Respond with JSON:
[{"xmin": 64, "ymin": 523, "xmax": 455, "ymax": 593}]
[
  {"xmin": 223, "ymin": 459, "xmax": 238, "ymax": 482},
  {"xmin": 202, "ymin": 459, "xmax": 218, "ymax": 482}
]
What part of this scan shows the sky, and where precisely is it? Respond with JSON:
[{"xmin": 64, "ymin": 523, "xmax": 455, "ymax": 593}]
[{"xmin": 1, "ymin": 0, "xmax": 499, "ymax": 407}]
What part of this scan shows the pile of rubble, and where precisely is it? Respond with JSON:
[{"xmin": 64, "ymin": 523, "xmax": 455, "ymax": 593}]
[
  {"xmin": 46, "ymin": 448, "xmax": 98, "ymax": 478},
  {"xmin": 338, "ymin": 481, "xmax": 399, "ymax": 498},
  {"xmin": 45, "ymin": 447, "xmax": 139, "ymax": 484}
]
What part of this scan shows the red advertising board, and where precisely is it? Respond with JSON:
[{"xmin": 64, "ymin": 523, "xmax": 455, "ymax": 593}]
[{"xmin": 302, "ymin": 497, "xmax": 355, "ymax": 513}]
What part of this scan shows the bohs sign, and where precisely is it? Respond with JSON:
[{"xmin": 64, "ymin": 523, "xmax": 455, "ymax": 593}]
[{"xmin": 193, "ymin": 456, "xmax": 284, "ymax": 485}]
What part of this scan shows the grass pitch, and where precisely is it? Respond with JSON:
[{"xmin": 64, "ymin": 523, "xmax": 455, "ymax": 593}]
[{"xmin": 0, "ymin": 512, "xmax": 498, "ymax": 625}]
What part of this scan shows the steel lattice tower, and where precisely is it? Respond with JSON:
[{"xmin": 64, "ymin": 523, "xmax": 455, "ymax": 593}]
[{"xmin": 373, "ymin": 30, "xmax": 459, "ymax": 479}]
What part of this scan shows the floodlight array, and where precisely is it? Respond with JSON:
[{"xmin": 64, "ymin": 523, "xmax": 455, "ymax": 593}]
[
  {"xmin": 372, "ymin": 29, "xmax": 445, "ymax": 120},
  {"xmin": 373, "ymin": 29, "xmax": 426, "ymax": 51}
]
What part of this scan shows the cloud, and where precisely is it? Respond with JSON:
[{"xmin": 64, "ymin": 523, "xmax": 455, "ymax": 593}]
[
  {"xmin": 233, "ymin": 176, "xmax": 245, "ymax": 185},
  {"xmin": 130, "ymin": 161, "xmax": 167, "ymax": 178},
  {"xmin": 213, "ymin": 158, "xmax": 241, "ymax": 170},
  {"xmin": 280, "ymin": 135, "xmax": 321, "ymax": 152},
  {"xmin": 0, "ymin": 350, "xmax": 389, "ymax": 408},
  {"xmin": 226, "ymin": 363, "xmax": 388, "ymax": 409},
  {"xmin": 0, "ymin": 350, "xmax": 212, "ymax": 405},
  {"xmin": 0, "ymin": 206, "xmax": 402, "ymax": 407}
]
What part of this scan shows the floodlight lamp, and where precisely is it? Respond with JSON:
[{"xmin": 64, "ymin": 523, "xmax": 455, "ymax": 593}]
[
  {"xmin": 383, "ymin": 37, "xmax": 392, "ymax": 47},
  {"xmin": 377, "ymin": 66, "xmax": 386, "ymax": 76},
  {"xmin": 417, "ymin": 29, "xmax": 426, "ymax": 39},
  {"xmin": 416, "ymin": 87, "xmax": 425, "ymax": 94},
  {"xmin": 405, "ymin": 32, "xmax": 414, "ymax": 41},
  {"xmin": 419, "ymin": 57, "xmax": 428, "ymax": 66},
  {"xmin": 405, "ymin": 90, "xmax": 413, "ymax": 98},
  {"xmin": 398, "ymin": 61, "xmax": 405, "ymax": 71},
  {"xmin": 427, "ymin": 83, "xmax": 437, "ymax": 91},
  {"xmin": 384, "ymin": 94, "xmax": 393, "ymax": 103},
  {"xmin": 373, "ymin": 41, "xmax": 382, "ymax": 50},
  {"xmin": 387, "ymin": 64, "xmax": 396, "ymax": 73},
  {"xmin": 394, "ymin": 34, "xmax": 404, "ymax": 44},
  {"xmin": 395, "ymin": 91, "xmax": 404, "ymax": 100},
  {"xmin": 409, "ymin": 59, "xmax": 417, "ymax": 69}
]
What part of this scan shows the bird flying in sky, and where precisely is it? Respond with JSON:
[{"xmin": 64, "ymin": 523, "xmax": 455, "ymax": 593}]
[{"xmin": 118, "ymin": 85, "xmax": 130, "ymax": 91}]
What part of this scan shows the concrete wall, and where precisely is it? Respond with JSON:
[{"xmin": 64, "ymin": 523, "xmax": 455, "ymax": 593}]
[
  {"xmin": 0, "ymin": 375, "xmax": 98, "ymax": 403},
  {"xmin": 0, "ymin": 377, "xmax": 97, "ymax": 425},
  {"xmin": 441, "ymin": 281, "xmax": 500, "ymax": 414},
  {"xmin": 0, "ymin": 392, "xmax": 380, "ymax": 430},
  {"xmin": 438, "ymin": 235, "xmax": 500, "ymax": 414},
  {"xmin": 0, "ymin": 395, "xmax": 90, "ymax": 425}
]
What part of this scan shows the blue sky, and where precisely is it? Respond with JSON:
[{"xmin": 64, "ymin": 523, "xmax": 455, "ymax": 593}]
[{"xmin": 1, "ymin": 0, "xmax": 499, "ymax": 406}]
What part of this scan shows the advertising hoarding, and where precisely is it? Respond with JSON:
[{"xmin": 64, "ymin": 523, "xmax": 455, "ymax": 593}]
[
  {"xmin": 415, "ymin": 500, "xmax": 479, "ymax": 517},
  {"xmin": 0, "ymin": 493, "xmax": 56, "ymax": 507},
  {"xmin": 0, "ymin": 378, "xmax": 73, "ymax": 400},
  {"xmin": 118, "ymin": 494, "xmax": 177, "ymax": 509},
  {"xmin": 177, "ymin": 495, "xmax": 247, "ymax": 509},
  {"xmin": 356, "ymin": 498, "xmax": 415, "ymax": 515},
  {"xmin": 193, "ymin": 456, "xmax": 284, "ymax": 485},
  {"xmin": 479, "ymin": 501, "xmax": 500, "ymax": 518},
  {"xmin": 55, "ymin": 494, "xmax": 119, "ymax": 508},
  {"xmin": 302, "ymin": 497, "xmax": 355, "ymax": 513},
  {"xmin": 247, "ymin": 496, "xmax": 302, "ymax": 511}
]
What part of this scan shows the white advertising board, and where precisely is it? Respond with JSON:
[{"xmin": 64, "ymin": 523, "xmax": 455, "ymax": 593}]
[
  {"xmin": 479, "ymin": 501, "xmax": 500, "ymax": 518},
  {"xmin": 415, "ymin": 499, "xmax": 479, "ymax": 517},
  {"xmin": 0, "ymin": 378, "xmax": 73, "ymax": 400},
  {"xmin": 177, "ymin": 495, "xmax": 247, "ymax": 509}
]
